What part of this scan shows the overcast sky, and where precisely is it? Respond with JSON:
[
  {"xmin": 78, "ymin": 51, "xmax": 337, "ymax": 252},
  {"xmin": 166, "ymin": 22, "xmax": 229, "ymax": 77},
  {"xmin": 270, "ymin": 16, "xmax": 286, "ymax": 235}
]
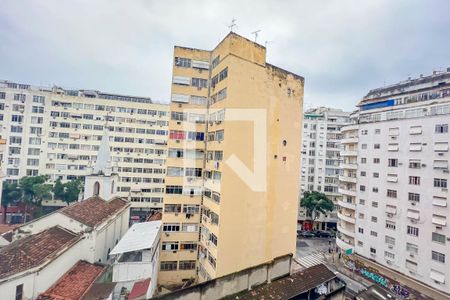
[{"xmin": 1, "ymin": 0, "xmax": 449, "ymax": 110}]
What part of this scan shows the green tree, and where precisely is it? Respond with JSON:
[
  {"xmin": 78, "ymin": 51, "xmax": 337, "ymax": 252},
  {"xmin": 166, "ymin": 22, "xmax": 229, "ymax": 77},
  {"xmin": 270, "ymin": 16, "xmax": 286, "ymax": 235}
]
[
  {"xmin": 61, "ymin": 179, "xmax": 83, "ymax": 204},
  {"xmin": 300, "ymin": 191, "xmax": 334, "ymax": 221},
  {"xmin": 1, "ymin": 182, "xmax": 21, "ymax": 224},
  {"xmin": 53, "ymin": 178, "xmax": 65, "ymax": 200},
  {"xmin": 18, "ymin": 175, "xmax": 52, "ymax": 206}
]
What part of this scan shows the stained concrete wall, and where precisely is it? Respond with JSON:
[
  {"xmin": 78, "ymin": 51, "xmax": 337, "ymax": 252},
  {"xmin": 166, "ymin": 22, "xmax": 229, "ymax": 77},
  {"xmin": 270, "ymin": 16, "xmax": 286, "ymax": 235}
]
[{"xmin": 153, "ymin": 254, "xmax": 292, "ymax": 300}]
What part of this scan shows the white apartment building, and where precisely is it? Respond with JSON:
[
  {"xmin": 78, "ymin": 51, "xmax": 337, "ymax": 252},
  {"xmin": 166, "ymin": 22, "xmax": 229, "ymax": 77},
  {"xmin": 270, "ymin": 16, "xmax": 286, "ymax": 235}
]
[
  {"xmin": 337, "ymin": 69, "xmax": 450, "ymax": 298},
  {"xmin": 0, "ymin": 80, "xmax": 169, "ymax": 220},
  {"xmin": 300, "ymin": 107, "xmax": 350, "ymax": 231}
]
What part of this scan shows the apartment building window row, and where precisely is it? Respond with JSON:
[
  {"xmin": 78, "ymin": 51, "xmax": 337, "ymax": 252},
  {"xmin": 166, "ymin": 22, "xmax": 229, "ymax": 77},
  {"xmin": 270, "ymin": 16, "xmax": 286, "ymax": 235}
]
[
  {"xmin": 169, "ymin": 130, "xmax": 205, "ymax": 141},
  {"xmin": 407, "ymin": 226, "xmax": 419, "ymax": 237},
  {"xmin": 432, "ymin": 251, "xmax": 445, "ymax": 263},
  {"xmin": 434, "ymin": 178, "xmax": 448, "ymax": 188}
]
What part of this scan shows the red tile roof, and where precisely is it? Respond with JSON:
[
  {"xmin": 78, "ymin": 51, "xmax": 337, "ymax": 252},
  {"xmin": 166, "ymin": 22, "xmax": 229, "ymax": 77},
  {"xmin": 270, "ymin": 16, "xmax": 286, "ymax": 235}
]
[
  {"xmin": 128, "ymin": 278, "xmax": 151, "ymax": 300},
  {"xmin": 0, "ymin": 224, "xmax": 18, "ymax": 235},
  {"xmin": 224, "ymin": 264, "xmax": 337, "ymax": 300},
  {"xmin": 60, "ymin": 196, "xmax": 128, "ymax": 227},
  {"xmin": 0, "ymin": 226, "xmax": 80, "ymax": 280},
  {"xmin": 38, "ymin": 260, "xmax": 106, "ymax": 300},
  {"xmin": 147, "ymin": 211, "xmax": 162, "ymax": 221}
]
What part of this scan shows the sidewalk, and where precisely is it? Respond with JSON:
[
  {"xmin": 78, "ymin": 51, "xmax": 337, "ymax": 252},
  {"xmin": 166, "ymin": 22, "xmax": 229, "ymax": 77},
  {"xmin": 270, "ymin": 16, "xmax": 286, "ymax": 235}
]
[{"xmin": 322, "ymin": 251, "xmax": 372, "ymax": 287}]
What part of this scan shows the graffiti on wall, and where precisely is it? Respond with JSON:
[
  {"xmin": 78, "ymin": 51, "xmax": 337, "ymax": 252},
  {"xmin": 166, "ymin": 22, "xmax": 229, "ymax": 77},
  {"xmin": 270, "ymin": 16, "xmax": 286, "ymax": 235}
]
[{"xmin": 342, "ymin": 255, "xmax": 413, "ymax": 299}]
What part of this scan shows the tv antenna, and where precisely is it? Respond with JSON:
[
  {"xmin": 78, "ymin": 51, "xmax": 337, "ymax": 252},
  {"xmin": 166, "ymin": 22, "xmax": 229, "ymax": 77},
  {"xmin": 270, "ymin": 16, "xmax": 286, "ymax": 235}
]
[
  {"xmin": 252, "ymin": 30, "xmax": 261, "ymax": 43},
  {"xmin": 228, "ymin": 18, "xmax": 237, "ymax": 32}
]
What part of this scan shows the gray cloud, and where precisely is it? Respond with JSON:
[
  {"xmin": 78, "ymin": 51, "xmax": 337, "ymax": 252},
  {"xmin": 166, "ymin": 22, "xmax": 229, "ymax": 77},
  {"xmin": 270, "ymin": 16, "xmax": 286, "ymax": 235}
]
[{"xmin": 0, "ymin": 0, "xmax": 449, "ymax": 110}]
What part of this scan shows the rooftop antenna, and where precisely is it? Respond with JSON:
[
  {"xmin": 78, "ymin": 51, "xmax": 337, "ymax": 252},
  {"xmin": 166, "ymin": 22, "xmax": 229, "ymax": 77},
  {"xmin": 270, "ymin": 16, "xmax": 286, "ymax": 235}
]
[
  {"xmin": 252, "ymin": 30, "xmax": 261, "ymax": 43},
  {"xmin": 228, "ymin": 18, "xmax": 237, "ymax": 32}
]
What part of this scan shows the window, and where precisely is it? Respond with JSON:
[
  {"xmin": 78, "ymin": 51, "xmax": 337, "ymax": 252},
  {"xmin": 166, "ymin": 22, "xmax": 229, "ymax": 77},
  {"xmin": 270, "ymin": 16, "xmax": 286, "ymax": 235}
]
[
  {"xmin": 435, "ymin": 124, "xmax": 448, "ymax": 133},
  {"xmin": 162, "ymin": 242, "xmax": 179, "ymax": 251},
  {"xmin": 372, "ymin": 187, "xmax": 379, "ymax": 193},
  {"xmin": 409, "ymin": 160, "xmax": 421, "ymax": 169},
  {"xmin": 219, "ymin": 67, "xmax": 228, "ymax": 81},
  {"xmin": 405, "ymin": 260, "xmax": 417, "ymax": 272},
  {"xmin": 373, "ymin": 158, "xmax": 380, "ymax": 164},
  {"xmin": 408, "ymin": 193, "xmax": 420, "ymax": 202},
  {"xmin": 164, "ymin": 204, "xmax": 181, "ymax": 213},
  {"xmin": 388, "ymin": 159, "xmax": 398, "ymax": 167},
  {"xmin": 371, "ymin": 216, "xmax": 377, "ymax": 223},
  {"xmin": 360, "ymin": 158, "xmax": 367, "ymax": 164},
  {"xmin": 162, "ymin": 223, "xmax": 180, "ymax": 232},
  {"xmin": 374, "ymin": 144, "xmax": 380, "ymax": 149},
  {"xmin": 358, "ymin": 227, "xmax": 364, "ymax": 234},
  {"xmin": 432, "ymin": 232, "xmax": 446, "ymax": 245},
  {"xmin": 373, "ymin": 172, "xmax": 379, "ymax": 178},
  {"xmin": 370, "ymin": 231, "xmax": 378, "ymax": 237},
  {"xmin": 409, "ymin": 176, "xmax": 420, "ymax": 185},
  {"xmin": 385, "ymin": 251, "xmax": 395, "ymax": 259},
  {"xmin": 385, "ymin": 236, "xmax": 395, "ymax": 245},
  {"xmin": 15, "ymin": 284, "xmax": 23, "ymax": 300},
  {"xmin": 359, "ymin": 199, "xmax": 365, "ymax": 205},
  {"xmin": 179, "ymin": 260, "xmax": 196, "ymax": 270},
  {"xmin": 360, "ymin": 171, "xmax": 366, "ymax": 177},
  {"xmin": 370, "ymin": 247, "xmax": 376, "ymax": 254},
  {"xmin": 160, "ymin": 261, "xmax": 177, "ymax": 271},
  {"xmin": 166, "ymin": 185, "xmax": 183, "ymax": 194},
  {"xmin": 361, "ymin": 130, "xmax": 368, "ymax": 135},
  {"xmin": 359, "ymin": 185, "xmax": 365, "ymax": 191},
  {"xmin": 387, "ymin": 189, "xmax": 397, "ymax": 198},
  {"xmin": 407, "ymin": 226, "xmax": 419, "ymax": 237},
  {"xmin": 215, "ymin": 130, "xmax": 224, "ymax": 141},
  {"xmin": 372, "ymin": 202, "xmax": 378, "ymax": 208},
  {"xmin": 174, "ymin": 57, "xmax": 191, "ymax": 68},
  {"xmin": 406, "ymin": 243, "xmax": 418, "ymax": 255},
  {"xmin": 386, "ymin": 221, "xmax": 396, "ymax": 230},
  {"xmin": 432, "ymin": 251, "xmax": 445, "ymax": 263},
  {"xmin": 434, "ymin": 178, "xmax": 447, "ymax": 188},
  {"xmin": 192, "ymin": 78, "xmax": 208, "ymax": 88},
  {"xmin": 361, "ymin": 144, "xmax": 367, "ymax": 149}
]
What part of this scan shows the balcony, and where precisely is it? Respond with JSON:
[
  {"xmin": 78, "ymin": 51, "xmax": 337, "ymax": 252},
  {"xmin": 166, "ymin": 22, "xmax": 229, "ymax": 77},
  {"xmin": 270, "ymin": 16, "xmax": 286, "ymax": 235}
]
[
  {"xmin": 341, "ymin": 124, "xmax": 359, "ymax": 132},
  {"xmin": 337, "ymin": 199, "xmax": 356, "ymax": 210},
  {"xmin": 337, "ymin": 224, "xmax": 355, "ymax": 238},
  {"xmin": 340, "ymin": 163, "xmax": 358, "ymax": 170},
  {"xmin": 341, "ymin": 137, "xmax": 358, "ymax": 144},
  {"xmin": 340, "ymin": 150, "xmax": 358, "ymax": 157},
  {"xmin": 339, "ymin": 175, "xmax": 357, "ymax": 183},
  {"xmin": 337, "ymin": 211, "xmax": 356, "ymax": 224},
  {"xmin": 336, "ymin": 236, "xmax": 354, "ymax": 251},
  {"xmin": 338, "ymin": 187, "xmax": 357, "ymax": 197}
]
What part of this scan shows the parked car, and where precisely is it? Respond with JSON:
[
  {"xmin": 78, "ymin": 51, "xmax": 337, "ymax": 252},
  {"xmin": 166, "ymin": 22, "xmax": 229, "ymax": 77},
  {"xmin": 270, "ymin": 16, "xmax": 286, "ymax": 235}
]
[
  {"xmin": 314, "ymin": 230, "xmax": 331, "ymax": 238},
  {"xmin": 298, "ymin": 230, "xmax": 316, "ymax": 238}
]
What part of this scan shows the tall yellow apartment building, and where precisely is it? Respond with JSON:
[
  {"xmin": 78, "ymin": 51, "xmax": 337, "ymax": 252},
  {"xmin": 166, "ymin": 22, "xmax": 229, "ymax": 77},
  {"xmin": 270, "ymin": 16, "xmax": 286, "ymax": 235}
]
[{"xmin": 159, "ymin": 32, "xmax": 304, "ymax": 288}]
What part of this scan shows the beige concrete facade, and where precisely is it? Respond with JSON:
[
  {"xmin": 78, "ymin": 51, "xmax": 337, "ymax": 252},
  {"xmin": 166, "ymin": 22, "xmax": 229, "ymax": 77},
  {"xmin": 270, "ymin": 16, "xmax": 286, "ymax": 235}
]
[{"xmin": 159, "ymin": 32, "xmax": 304, "ymax": 287}]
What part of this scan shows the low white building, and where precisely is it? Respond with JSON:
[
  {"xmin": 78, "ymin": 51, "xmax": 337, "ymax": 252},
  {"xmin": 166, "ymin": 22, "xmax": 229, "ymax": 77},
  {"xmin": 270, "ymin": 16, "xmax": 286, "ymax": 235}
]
[
  {"xmin": 0, "ymin": 226, "xmax": 85, "ymax": 300},
  {"xmin": 111, "ymin": 220, "xmax": 162, "ymax": 298}
]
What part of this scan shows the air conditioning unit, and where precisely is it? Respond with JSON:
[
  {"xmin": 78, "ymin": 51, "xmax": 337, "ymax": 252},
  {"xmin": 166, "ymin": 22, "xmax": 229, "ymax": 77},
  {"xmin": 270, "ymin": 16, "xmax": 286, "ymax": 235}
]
[
  {"xmin": 411, "ymin": 219, "xmax": 418, "ymax": 224},
  {"xmin": 388, "ymin": 245, "xmax": 393, "ymax": 249},
  {"xmin": 409, "ymin": 253, "xmax": 414, "ymax": 258},
  {"xmin": 438, "ymin": 153, "xmax": 444, "ymax": 156},
  {"xmin": 411, "ymin": 202, "xmax": 416, "ymax": 206},
  {"xmin": 436, "ymin": 226, "xmax": 443, "ymax": 230},
  {"xmin": 387, "ymin": 213, "xmax": 394, "ymax": 218},
  {"xmin": 421, "ymin": 164, "xmax": 426, "ymax": 167}
]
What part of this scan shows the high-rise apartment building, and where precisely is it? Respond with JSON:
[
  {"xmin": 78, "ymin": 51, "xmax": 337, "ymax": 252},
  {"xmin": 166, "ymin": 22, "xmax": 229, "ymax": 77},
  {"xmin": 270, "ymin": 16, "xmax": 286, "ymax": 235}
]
[
  {"xmin": 337, "ymin": 69, "xmax": 450, "ymax": 298},
  {"xmin": 159, "ymin": 32, "xmax": 304, "ymax": 287},
  {"xmin": 299, "ymin": 107, "xmax": 350, "ymax": 231},
  {"xmin": 0, "ymin": 81, "xmax": 169, "ymax": 220}
]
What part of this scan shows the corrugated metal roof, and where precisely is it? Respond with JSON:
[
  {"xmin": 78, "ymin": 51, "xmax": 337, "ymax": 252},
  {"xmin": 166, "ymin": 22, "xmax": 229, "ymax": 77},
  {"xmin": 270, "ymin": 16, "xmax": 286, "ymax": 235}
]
[{"xmin": 110, "ymin": 221, "xmax": 161, "ymax": 255}]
